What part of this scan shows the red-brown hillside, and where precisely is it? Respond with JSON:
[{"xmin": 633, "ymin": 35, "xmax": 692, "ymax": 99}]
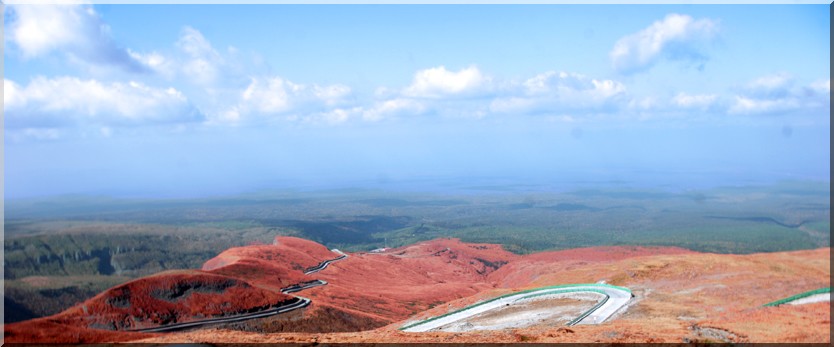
[
  {"xmin": 489, "ymin": 245, "xmax": 695, "ymax": 288},
  {"xmin": 202, "ymin": 237, "xmax": 525, "ymax": 330},
  {"xmin": 299, "ymin": 238, "xmax": 520, "ymax": 322},
  {"xmin": 201, "ymin": 236, "xmax": 339, "ymax": 290},
  {"xmin": 5, "ymin": 270, "xmax": 293, "ymax": 343},
  {"xmin": 139, "ymin": 247, "xmax": 829, "ymax": 344},
  {"xmin": 6, "ymin": 236, "xmax": 829, "ymax": 344}
]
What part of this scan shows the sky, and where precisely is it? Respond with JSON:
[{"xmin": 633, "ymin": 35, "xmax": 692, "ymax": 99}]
[{"xmin": 4, "ymin": 4, "xmax": 830, "ymax": 199}]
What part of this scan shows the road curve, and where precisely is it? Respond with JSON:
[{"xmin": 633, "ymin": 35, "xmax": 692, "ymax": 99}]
[
  {"xmin": 129, "ymin": 296, "xmax": 311, "ymax": 333},
  {"xmin": 400, "ymin": 283, "xmax": 632, "ymax": 332},
  {"xmin": 304, "ymin": 250, "xmax": 348, "ymax": 274},
  {"xmin": 128, "ymin": 249, "xmax": 346, "ymax": 333},
  {"xmin": 281, "ymin": 279, "xmax": 328, "ymax": 294}
]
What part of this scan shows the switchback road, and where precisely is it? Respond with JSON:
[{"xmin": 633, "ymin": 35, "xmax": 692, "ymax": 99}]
[
  {"xmin": 400, "ymin": 283, "xmax": 632, "ymax": 332},
  {"xmin": 128, "ymin": 249, "xmax": 346, "ymax": 333}
]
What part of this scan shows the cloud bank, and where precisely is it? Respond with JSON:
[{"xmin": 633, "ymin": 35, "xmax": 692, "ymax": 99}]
[
  {"xmin": 5, "ymin": 7, "xmax": 829, "ymax": 141},
  {"xmin": 4, "ymin": 77, "xmax": 203, "ymax": 129}
]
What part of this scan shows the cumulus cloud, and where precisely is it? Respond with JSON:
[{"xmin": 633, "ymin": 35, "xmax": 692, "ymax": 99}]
[
  {"xmin": 217, "ymin": 76, "xmax": 353, "ymax": 124},
  {"xmin": 166, "ymin": 26, "xmax": 270, "ymax": 89},
  {"xmin": 4, "ymin": 79, "xmax": 24, "ymax": 110},
  {"xmin": 176, "ymin": 26, "xmax": 225, "ymax": 85},
  {"xmin": 729, "ymin": 96, "xmax": 800, "ymax": 115},
  {"xmin": 402, "ymin": 66, "xmax": 491, "ymax": 98},
  {"xmin": 327, "ymin": 65, "xmax": 488, "ymax": 122},
  {"xmin": 523, "ymin": 71, "xmax": 625, "ymax": 98},
  {"xmin": 490, "ymin": 71, "xmax": 625, "ymax": 114},
  {"xmin": 744, "ymin": 72, "xmax": 795, "ymax": 98},
  {"xmin": 366, "ymin": 67, "xmax": 629, "ymax": 121},
  {"xmin": 317, "ymin": 107, "xmax": 360, "ymax": 124},
  {"xmin": 128, "ymin": 49, "xmax": 175, "ymax": 78},
  {"xmin": 628, "ymin": 96, "xmax": 659, "ymax": 111},
  {"xmin": 610, "ymin": 13, "xmax": 719, "ymax": 74},
  {"xmin": 4, "ymin": 77, "xmax": 203, "ymax": 129},
  {"xmin": 808, "ymin": 79, "xmax": 830, "ymax": 95},
  {"xmin": 6, "ymin": 4, "xmax": 151, "ymax": 73},
  {"xmin": 672, "ymin": 92, "xmax": 718, "ymax": 109},
  {"xmin": 729, "ymin": 74, "xmax": 830, "ymax": 115},
  {"xmin": 362, "ymin": 98, "xmax": 427, "ymax": 121}
]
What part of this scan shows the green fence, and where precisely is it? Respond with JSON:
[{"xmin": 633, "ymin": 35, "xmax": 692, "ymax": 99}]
[{"xmin": 763, "ymin": 287, "xmax": 830, "ymax": 307}]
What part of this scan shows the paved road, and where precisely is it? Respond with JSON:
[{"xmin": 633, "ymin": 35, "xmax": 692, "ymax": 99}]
[
  {"xmin": 400, "ymin": 284, "xmax": 632, "ymax": 332},
  {"xmin": 573, "ymin": 285, "xmax": 632, "ymax": 325},
  {"xmin": 281, "ymin": 280, "xmax": 328, "ymax": 294},
  {"xmin": 304, "ymin": 250, "xmax": 348, "ymax": 274},
  {"xmin": 128, "ymin": 249, "xmax": 346, "ymax": 333},
  {"xmin": 129, "ymin": 296, "xmax": 311, "ymax": 333}
]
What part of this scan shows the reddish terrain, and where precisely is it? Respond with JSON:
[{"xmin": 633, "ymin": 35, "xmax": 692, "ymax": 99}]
[{"xmin": 5, "ymin": 236, "xmax": 830, "ymax": 343}]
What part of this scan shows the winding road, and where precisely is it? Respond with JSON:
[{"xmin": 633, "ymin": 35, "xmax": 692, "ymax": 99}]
[
  {"xmin": 281, "ymin": 279, "xmax": 328, "ymax": 294},
  {"xmin": 128, "ymin": 250, "xmax": 347, "ymax": 333},
  {"xmin": 128, "ymin": 250, "xmax": 630, "ymax": 334},
  {"xmin": 304, "ymin": 249, "xmax": 347, "ymax": 274},
  {"xmin": 129, "ymin": 296, "xmax": 312, "ymax": 333},
  {"xmin": 400, "ymin": 283, "xmax": 633, "ymax": 332}
]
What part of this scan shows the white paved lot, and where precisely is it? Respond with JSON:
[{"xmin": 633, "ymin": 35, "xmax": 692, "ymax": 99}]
[
  {"xmin": 401, "ymin": 284, "xmax": 632, "ymax": 332},
  {"xmin": 787, "ymin": 293, "xmax": 830, "ymax": 305}
]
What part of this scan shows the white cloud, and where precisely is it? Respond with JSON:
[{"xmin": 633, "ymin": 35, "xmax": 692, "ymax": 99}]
[
  {"xmin": 488, "ymin": 97, "xmax": 536, "ymax": 114},
  {"xmin": 177, "ymin": 26, "xmax": 224, "ymax": 85},
  {"xmin": 748, "ymin": 73, "xmax": 793, "ymax": 91},
  {"xmin": 362, "ymin": 98, "xmax": 427, "ymax": 121},
  {"xmin": 729, "ymin": 96, "xmax": 800, "ymax": 115},
  {"xmin": 369, "ymin": 68, "xmax": 627, "ymax": 120},
  {"xmin": 743, "ymin": 72, "xmax": 795, "ymax": 98},
  {"xmin": 4, "ymin": 76, "xmax": 203, "ymax": 129},
  {"xmin": 7, "ymin": 4, "xmax": 80, "ymax": 58},
  {"xmin": 319, "ymin": 108, "xmax": 355, "ymax": 124},
  {"xmin": 4, "ymin": 79, "xmax": 25, "ymax": 110},
  {"xmin": 490, "ymin": 71, "xmax": 625, "ymax": 114},
  {"xmin": 672, "ymin": 92, "xmax": 717, "ymax": 109},
  {"xmin": 6, "ymin": 4, "xmax": 150, "ymax": 73},
  {"xmin": 628, "ymin": 96, "xmax": 658, "ymax": 111},
  {"xmin": 522, "ymin": 71, "xmax": 625, "ymax": 99},
  {"xmin": 728, "ymin": 75, "xmax": 829, "ymax": 116},
  {"xmin": 241, "ymin": 77, "xmax": 297, "ymax": 114},
  {"xmin": 314, "ymin": 84, "xmax": 353, "ymax": 106},
  {"xmin": 610, "ymin": 13, "xmax": 718, "ymax": 74},
  {"xmin": 128, "ymin": 49, "xmax": 175, "ymax": 77},
  {"xmin": 298, "ymin": 107, "xmax": 364, "ymax": 125},
  {"xmin": 359, "ymin": 65, "xmax": 490, "ymax": 121},
  {"xmin": 216, "ymin": 76, "xmax": 353, "ymax": 124},
  {"xmin": 167, "ymin": 26, "xmax": 271, "ymax": 89},
  {"xmin": 808, "ymin": 79, "xmax": 830, "ymax": 95},
  {"xmin": 402, "ymin": 66, "xmax": 490, "ymax": 98}
]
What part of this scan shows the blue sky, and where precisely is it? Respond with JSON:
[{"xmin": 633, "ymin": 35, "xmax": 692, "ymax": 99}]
[{"xmin": 4, "ymin": 5, "xmax": 830, "ymax": 198}]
